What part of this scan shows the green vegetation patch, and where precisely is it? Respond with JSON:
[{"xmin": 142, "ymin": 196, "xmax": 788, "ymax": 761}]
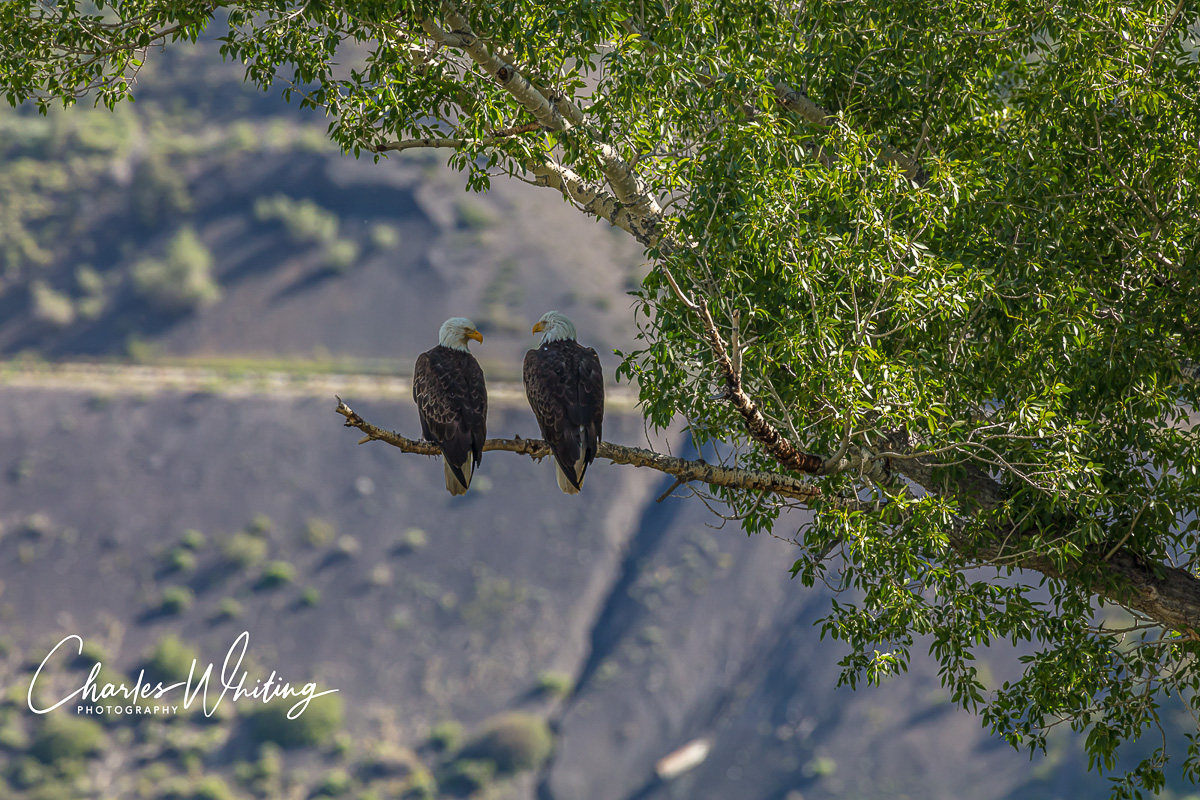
[
  {"xmin": 132, "ymin": 226, "xmax": 220, "ymax": 312},
  {"xmin": 323, "ymin": 238, "xmax": 360, "ymax": 272},
  {"xmin": 254, "ymin": 194, "xmax": 338, "ymax": 244},
  {"xmin": 534, "ymin": 671, "xmax": 573, "ymax": 699},
  {"xmin": 246, "ymin": 513, "xmax": 273, "ymax": 536},
  {"xmin": 305, "ymin": 517, "xmax": 335, "ymax": 547},
  {"xmin": 246, "ymin": 692, "xmax": 343, "ymax": 748},
  {"xmin": 165, "ymin": 545, "xmax": 197, "ymax": 573},
  {"xmin": 436, "ymin": 758, "xmax": 495, "ymax": 795},
  {"xmin": 29, "ymin": 715, "xmax": 105, "ymax": 763},
  {"xmin": 426, "ymin": 720, "xmax": 462, "ymax": 753},
  {"xmin": 255, "ymin": 560, "xmax": 295, "ymax": 590},
  {"xmin": 223, "ymin": 532, "xmax": 268, "ymax": 568},
  {"xmin": 159, "ymin": 585, "xmax": 196, "ymax": 615},
  {"xmin": 180, "ymin": 529, "xmax": 207, "ymax": 550},
  {"xmin": 143, "ymin": 634, "xmax": 200, "ymax": 684},
  {"xmin": 29, "ymin": 281, "xmax": 75, "ymax": 327},
  {"xmin": 313, "ymin": 767, "xmax": 352, "ymax": 796},
  {"xmin": 452, "ymin": 712, "xmax": 553, "ymax": 775}
]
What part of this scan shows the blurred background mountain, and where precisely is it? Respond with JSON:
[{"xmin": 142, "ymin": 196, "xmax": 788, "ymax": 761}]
[{"xmin": 0, "ymin": 33, "xmax": 1191, "ymax": 800}]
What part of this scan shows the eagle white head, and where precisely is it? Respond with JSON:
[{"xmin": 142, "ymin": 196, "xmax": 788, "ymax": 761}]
[
  {"xmin": 532, "ymin": 310, "xmax": 577, "ymax": 344},
  {"xmin": 439, "ymin": 317, "xmax": 484, "ymax": 352}
]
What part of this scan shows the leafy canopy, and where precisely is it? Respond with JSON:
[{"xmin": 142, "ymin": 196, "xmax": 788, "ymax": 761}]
[{"xmin": 3, "ymin": 0, "xmax": 1200, "ymax": 795}]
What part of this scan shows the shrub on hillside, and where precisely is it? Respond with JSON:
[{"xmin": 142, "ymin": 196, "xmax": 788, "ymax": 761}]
[
  {"xmin": 131, "ymin": 226, "xmax": 220, "ymax": 312},
  {"xmin": 305, "ymin": 517, "xmax": 335, "ymax": 547},
  {"xmin": 131, "ymin": 155, "xmax": 192, "ymax": 227},
  {"xmin": 253, "ymin": 195, "xmax": 338, "ymax": 244},
  {"xmin": 247, "ymin": 693, "xmax": 342, "ymax": 748},
  {"xmin": 143, "ymin": 634, "xmax": 199, "ymax": 684},
  {"xmin": 29, "ymin": 280, "xmax": 75, "ymax": 327},
  {"xmin": 426, "ymin": 720, "xmax": 462, "ymax": 753},
  {"xmin": 158, "ymin": 775, "xmax": 239, "ymax": 800},
  {"xmin": 223, "ymin": 532, "xmax": 267, "ymax": 568},
  {"xmin": 189, "ymin": 775, "xmax": 238, "ymax": 800},
  {"xmin": 180, "ymin": 529, "xmax": 207, "ymax": 550},
  {"xmin": 246, "ymin": 514, "xmax": 273, "ymax": 536},
  {"xmin": 323, "ymin": 238, "xmax": 359, "ymax": 272},
  {"xmin": 165, "ymin": 545, "xmax": 197, "ymax": 573},
  {"xmin": 454, "ymin": 712, "xmax": 553, "ymax": 774},
  {"xmin": 396, "ymin": 528, "xmax": 427, "ymax": 553},
  {"xmin": 369, "ymin": 223, "xmax": 400, "ymax": 250},
  {"xmin": 313, "ymin": 767, "xmax": 351, "ymax": 796},
  {"xmin": 158, "ymin": 586, "xmax": 195, "ymax": 616},
  {"xmin": 535, "ymin": 671, "xmax": 573, "ymax": 699},
  {"xmin": 255, "ymin": 560, "xmax": 295, "ymax": 590},
  {"xmin": 216, "ymin": 598, "xmax": 243, "ymax": 620},
  {"xmin": 29, "ymin": 715, "xmax": 104, "ymax": 763},
  {"xmin": 437, "ymin": 758, "xmax": 494, "ymax": 795},
  {"xmin": 454, "ymin": 198, "xmax": 495, "ymax": 231}
]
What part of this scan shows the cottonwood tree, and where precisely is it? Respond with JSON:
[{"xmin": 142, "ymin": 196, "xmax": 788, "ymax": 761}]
[{"xmin": 4, "ymin": 0, "xmax": 1199, "ymax": 793}]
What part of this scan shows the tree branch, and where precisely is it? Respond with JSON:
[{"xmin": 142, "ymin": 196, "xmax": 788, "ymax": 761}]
[
  {"xmin": 335, "ymin": 397, "xmax": 823, "ymax": 502},
  {"xmin": 429, "ymin": 4, "xmax": 568, "ymax": 132},
  {"xmin": 773, "ymin": 81, "xmax": 924, "ymax": 182},
  {"xmin": 528, "ymin": 159, "xmax": 663, "ymax": 248},
  {"xmin": 654, "ymin": 268, "xmax": 1200, "ymax": 636},
  {"xmin": 965, "ymin": 525, "xmax": 1200, "ymax": 641},
  {"xmin": 771, "ymin": 80, "xmax": 833, "ymax": 127},
  {"xmin": 658, "ymin": 266, "xmax": 837, "ymax": 476},
  {"xmin": 373, "ymin": 122, "xmax": 541, "ymax": 153},
  {"xmin": 335, "ymin": 392, "xmax": 1200, "ymax": 639},
  {"xmin": 428, "ymin": 2, "xmax": 665, "ymax": 227},
  {"xmin": 622, "ymin": 19, "xmax": 922, "ymax": 182}
]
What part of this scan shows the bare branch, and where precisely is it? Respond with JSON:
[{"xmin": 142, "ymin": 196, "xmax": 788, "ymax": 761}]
[
  {"xmin": 374, "ymin": 136, "xmax": 469, "ymax": 153},
  {"xmin": 373, "ymin": 122, "xmax": 541, "ymax": 153},
  {"xmin": 528, "ymin": 159, "xmax": 663, "ymax": 248},
  {"xmin": 772, "ymin": 80, "xmax": 833, "ymax": 127},
  {"xmin": 335, "ymin": 397, "xmax": 823, "ymax": 502}
]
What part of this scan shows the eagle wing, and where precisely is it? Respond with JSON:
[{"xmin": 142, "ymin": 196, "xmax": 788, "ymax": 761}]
[
  {"xmin": 413, "ymin": 348, "xmax": 487, "ymax": 487},
  {"xmin": 524, "ymin": 342, "xmax": 605, "ymax": 489},
  {"xmin": 576, "ymin": 345, "xmax": 604, "ymax": 466}
]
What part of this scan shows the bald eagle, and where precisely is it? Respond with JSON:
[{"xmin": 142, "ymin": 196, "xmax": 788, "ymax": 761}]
[
  {"xmin": 413, "ymin": 317, "xmax": 488, "ymax": 496},
  {"xmin": 524, "ymin": 311, "xmax": 605, "ymax": 494}
]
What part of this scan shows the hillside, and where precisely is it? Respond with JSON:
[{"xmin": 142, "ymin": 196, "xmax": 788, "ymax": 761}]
[
  {"xmin": 0, "ymin": 384, "xmax": 1143, "ymax": 800},
  {"xmin": 0, "ymin": 37, "xmax": 644, "ymax": 376}
]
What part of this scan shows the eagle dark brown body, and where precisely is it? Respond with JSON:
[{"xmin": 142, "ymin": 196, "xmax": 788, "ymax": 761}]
[
  {"xmin": 523, "ymin": 338, "xmax": 605, "ymax": 494},
  {"xmin": 413, "ymin": 344, "xmax": 488, "ymax": 495}
]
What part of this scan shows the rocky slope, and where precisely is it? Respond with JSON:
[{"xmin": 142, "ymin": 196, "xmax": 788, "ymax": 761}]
[{"xmin": 0, "ymin": 385, "xmax": 1158, "ymax": 800}]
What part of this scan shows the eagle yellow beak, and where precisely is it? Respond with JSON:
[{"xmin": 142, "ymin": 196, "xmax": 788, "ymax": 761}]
[
  {"xmin": 467, "ymin": 330, "xmax": 484, "ymax": 343},
  {"xmin": 532, "ymin": 321, "xmax": 546, "ymax": 335}
]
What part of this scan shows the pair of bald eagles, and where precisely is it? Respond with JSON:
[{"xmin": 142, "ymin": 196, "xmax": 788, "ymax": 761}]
[{"xmin": 412, "ymin": 311, "xmax": 604, "ymax": 496}]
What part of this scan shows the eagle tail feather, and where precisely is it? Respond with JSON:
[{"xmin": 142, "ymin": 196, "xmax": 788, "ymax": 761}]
[
  {"xmin": 555, "ymin": 460, "xmax": 582, "ymax": 495},
  {"xmin": 445, "ymin": 457, "xmax": 472, "ymax": 496},
  {"xmin": 575, "ymin": 455, "xmax": 587, "ymax": 489}
]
